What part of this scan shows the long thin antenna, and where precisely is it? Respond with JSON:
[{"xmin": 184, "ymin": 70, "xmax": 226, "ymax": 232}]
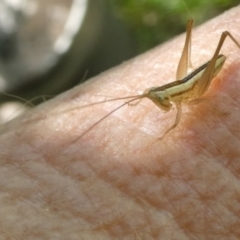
[{"xmin": 72, "ymin": 95, "xmax": 146, "ymax": 143}]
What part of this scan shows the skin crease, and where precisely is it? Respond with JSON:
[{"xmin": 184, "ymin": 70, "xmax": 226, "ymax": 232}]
[{"xmin": 1, "ymin": 6, "xmax": 240, "ymax": 240}]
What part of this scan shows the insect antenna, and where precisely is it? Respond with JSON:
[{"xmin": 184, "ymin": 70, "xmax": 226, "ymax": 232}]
[
  {"xmin": 78, "ymin": 94, "xmax": 145, "ymax": 108},
  {"xmin": 72, "ymin": 94, "xmax": 147, "ymax": 143}
]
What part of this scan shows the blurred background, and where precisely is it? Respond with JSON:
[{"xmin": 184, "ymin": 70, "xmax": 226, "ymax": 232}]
[
  {"xmin": 110, "ymin": 0, "xmax": 239, "ymax": 51},
  {"xmin": 0, "ymin": 0, "xmax": 238, "ymax": 122}
]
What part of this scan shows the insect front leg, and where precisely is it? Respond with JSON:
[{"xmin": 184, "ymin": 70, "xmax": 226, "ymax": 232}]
[{"xmin": 158, "ymin": 103, "xmax": 182, "ymax": 140}]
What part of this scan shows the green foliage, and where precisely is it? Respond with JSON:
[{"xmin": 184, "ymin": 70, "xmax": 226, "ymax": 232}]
[{"xmin": 109, "ymin": 0, "xmax": 239, "ymax": 52}]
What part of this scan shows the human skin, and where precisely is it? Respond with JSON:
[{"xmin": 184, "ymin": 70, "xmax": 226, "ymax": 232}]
[{"xmin": 1, "ymin": 6, "xmax": 240, "ymax": 240}]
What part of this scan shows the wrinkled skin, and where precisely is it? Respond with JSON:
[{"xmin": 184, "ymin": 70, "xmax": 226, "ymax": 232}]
[{"xmin": 1, "ymin": 6, "xmax": 240, "ymax": 240}]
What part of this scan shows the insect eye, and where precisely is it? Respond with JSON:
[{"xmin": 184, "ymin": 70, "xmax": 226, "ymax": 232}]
[{"xmin": 158, "ymin": 95, "xmax": 165, "ymax": 101}]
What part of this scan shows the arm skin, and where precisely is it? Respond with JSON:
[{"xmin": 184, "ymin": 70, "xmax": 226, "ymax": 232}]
[{"xmin": 1, "ymin": 6, "xmax": 240, "ymax": 239}]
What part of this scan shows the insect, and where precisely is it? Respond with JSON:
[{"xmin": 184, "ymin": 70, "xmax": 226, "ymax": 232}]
[{"xmin": 70, "ymin": 18, "xmax": 240, "ymax": 142}]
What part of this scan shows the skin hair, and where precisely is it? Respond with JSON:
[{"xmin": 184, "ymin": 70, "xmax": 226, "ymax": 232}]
[{"xmin": 1, "ymin": 6, "xmax": 240, "ymax": 239}]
